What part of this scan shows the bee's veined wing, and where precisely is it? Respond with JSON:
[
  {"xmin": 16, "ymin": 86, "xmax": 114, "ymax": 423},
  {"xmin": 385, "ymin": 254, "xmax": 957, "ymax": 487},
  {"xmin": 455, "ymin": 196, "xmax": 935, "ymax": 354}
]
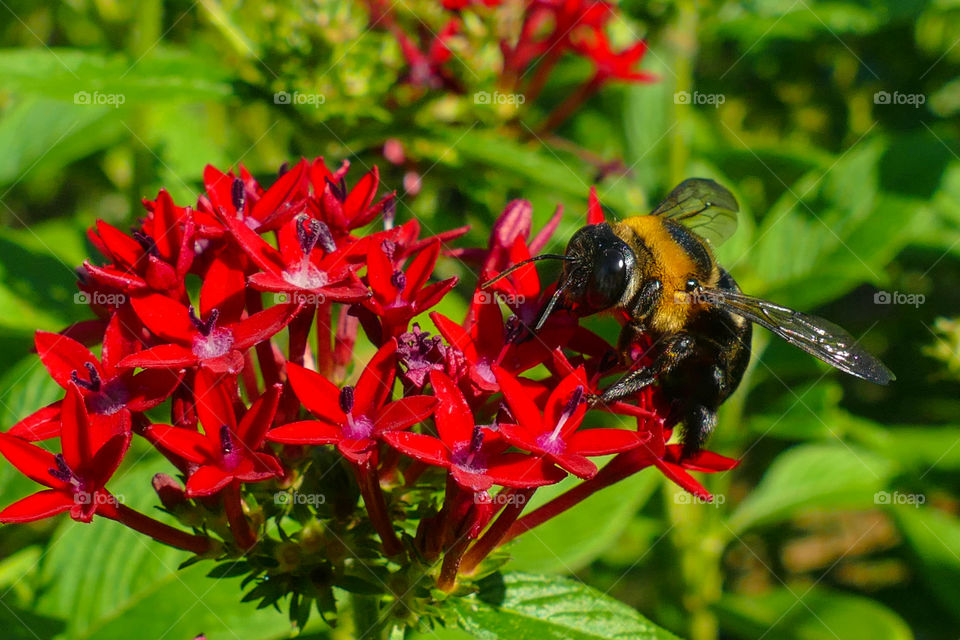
[
  {"xmin": 650, "ymin": 178, "xmax": 739, "ymax": 247},
  {"xmin": 701, "ymin": 287, "xmax": 895, "ymax": 384}
]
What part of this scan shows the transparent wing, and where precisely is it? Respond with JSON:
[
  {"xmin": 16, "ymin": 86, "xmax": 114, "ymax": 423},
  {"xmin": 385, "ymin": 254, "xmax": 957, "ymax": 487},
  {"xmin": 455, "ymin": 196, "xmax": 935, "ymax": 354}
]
[
  {"xmin": 701, "ymin": 287, "xmax": 895, "ymax": 384},
  {"xmin": 650, "ymin": 178, "xmax": 739, "ymax": 247}
]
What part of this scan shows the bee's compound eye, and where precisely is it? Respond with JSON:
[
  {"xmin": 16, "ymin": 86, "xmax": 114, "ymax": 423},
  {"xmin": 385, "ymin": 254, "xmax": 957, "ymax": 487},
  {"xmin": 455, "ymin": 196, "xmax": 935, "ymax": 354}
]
[
  {"xmin": 586, "ymin": 247, "xmax": 629, "ymax": 310},
  {"xmin": 685, "ymin": 279, "xmax": 700, "ymax": 292}
]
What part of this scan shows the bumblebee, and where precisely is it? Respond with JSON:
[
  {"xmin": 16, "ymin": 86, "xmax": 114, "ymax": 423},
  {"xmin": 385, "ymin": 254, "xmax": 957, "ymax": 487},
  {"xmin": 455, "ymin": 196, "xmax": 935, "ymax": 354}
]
[{"xmin": 483, "ymin": 179, "xmax": 894, "ymax": 457}]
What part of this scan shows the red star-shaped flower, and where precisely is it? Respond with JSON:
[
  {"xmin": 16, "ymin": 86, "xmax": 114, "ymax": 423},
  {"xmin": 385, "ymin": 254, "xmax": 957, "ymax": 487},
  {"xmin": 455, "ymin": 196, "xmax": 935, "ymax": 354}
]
[
  {"xmin": 145, "ymin": 372, "xmax": 284, "ymax": 497},
  {"xmin": 267, "ymin": 340, "xmax": 437, "ymax": 464},
  {"xmin": 0, "ymin": 383, "xmax": 130, "ymax": 523},
  {"xmin": 363, "ymin": 239, "xmax": 458, "ymax": 340},
  {"xmin": 494, "ymin": 366, "xmax": 647, "ymax": 479},
  {"xmin": 9, "ymin": 315, "xmax": 179, "ymax": 441},
  {"xmin": 383, "ymin": 370, "xmax": 566, "ymax": 491}
]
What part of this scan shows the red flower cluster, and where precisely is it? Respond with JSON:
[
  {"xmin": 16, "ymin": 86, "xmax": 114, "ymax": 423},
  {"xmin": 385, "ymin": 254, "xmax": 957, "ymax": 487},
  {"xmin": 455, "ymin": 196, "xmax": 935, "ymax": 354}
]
[
  {"xmin": 366, "ymin": 0, "xmax": 654, "ymax": 132},
  {"xmin": 0, "ymin": 157, "xmax": 735, "ymax": 599}
]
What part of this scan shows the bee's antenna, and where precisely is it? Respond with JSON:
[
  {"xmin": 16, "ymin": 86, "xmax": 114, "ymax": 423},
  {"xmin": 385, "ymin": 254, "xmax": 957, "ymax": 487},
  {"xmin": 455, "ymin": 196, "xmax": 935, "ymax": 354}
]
[
  {"xmin": 532, "ymin": 273, "xmax": 573, "ymax": 332},
  {"xmin": 480, "ymin": 254, "xmax": 574, "ymax": 289}
]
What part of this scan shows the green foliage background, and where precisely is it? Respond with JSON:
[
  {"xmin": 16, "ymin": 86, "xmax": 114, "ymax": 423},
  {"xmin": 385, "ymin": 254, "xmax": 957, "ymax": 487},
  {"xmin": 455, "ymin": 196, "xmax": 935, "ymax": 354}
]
[{"xmin": 0, "ymin": 0, "xmax": 958, "ymax": 638}]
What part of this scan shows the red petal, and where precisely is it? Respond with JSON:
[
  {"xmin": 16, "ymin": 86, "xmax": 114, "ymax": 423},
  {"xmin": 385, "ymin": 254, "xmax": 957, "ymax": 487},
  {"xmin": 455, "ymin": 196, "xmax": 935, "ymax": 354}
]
[
  {"xmin": 382, "ymin": 432, "xmax": 450, "ymax": 467},
  {"xmin": 374, "ymin": 395, "xmax": 437, "ymax": 433},
  {"xmin": 8, "ymin": 402, "xmax": 62, "ymax": 441},
  {"xmin": 567, "ymin": 428, "xmax": 645, "ymax": 455},
  {"xmin": 544, "ymin": 368, "xmax": 588, "ymax": 438},
  {"xmin": 130, "ymin": 294, "xmax": 194, "ymax": 343},
  {"xmin": 150, "ymin": 190, "xmax": 182, "ymax": 262},
  {"xmin": 414, "ymin": 277, "xmax": 458, "ymax": 313},
  {"xmin": 430, "ymin": 312, "xmax": 477, "ymax": 360},
  {"xmin": 119, "ymin": 344, "xmax": 198, "ymax": 369},
  {"xmin": 238, "ymin": 384, "xmax": 282, "ymax": 447},
  {"xmin": 60, "ymin": 383, "xmax": 93, "ymax": 471},
  {"xmin": 124, "ymin": 369, "xmax": 182, "ymax": 411},
  {"xmin": 200, "ymin": 250, "xmax": 247, "ymax": 321},
  {"xmin": 286, "ymin": 363, "xmax": 346, "ymax": 424},
  {"xmin": 35, "ymin": 331, "xmax": 100, "ymax": 389},
  {"xmin": 266, "ymin": 420, "xmax": 340, "ymax": 445},
  {"xmin": 529, "ymin": 204, "xmax": 563, "ymax": 254},
  {"xmin": 252, "ymin": 158, "xmax": 308, "ymax": 229},
  {"xmin": 428, "ymin": 370, "xmax": 475, "ymax": 445},
  {"xmin": 100, "ymin": 313, "xmax": 138, "ymax": 375},
  {"xmin": 367, "ymin": 241, "xmax": 399, "ymax": 302},
  {"xmin": 231, "ymin": 303, "xmax": 298, "ymax": 349},
  {"xmin": 94, "ymin": 220, "xmax": 143, "ymax": 268},
  {"xmin": 587, "ymin": 186, "xmax": 605, "ymax": 224},
  {"xmin": 402, "ymin": 239, "xmax": 439, "ymax": 296},
  {"xmin": 0, "ymin": 490, "xmax": 74, "ymax": 523},
  {"xmin": 0, "ymin": 432, "xmax": 63, "ymax": 488},
  {"xmin": 194, "ymin": 369, "xmax": 238, "ymax": 443},
  {"xmin": 88, "ymin": 432, "xmax": 131, "ymax": 487},
  {"xmin": 353, "ymin": 339, "xmax": 397, "ymax": 416},
  {"xmin": 146, "ymin": 424, "xmax": 214, "ymax": 464},
  {"xmin": 344, "ymin": 166, "xmax": 379, "ymax": 220},
  {"xmin": 654, "ymin": 458, "xmax": 712, "ymax": 500},
  {"xmin": 186, "ymin": 465, "xmax": 233, "ymax": 497},
  {"xmin": 223, "ymin": 213, "xmax": 285, "ymax": 274},
  {"xmin": 484, "ymin": 453, "xmax": 566, "ymax": 488},
  {"xmin": 550, "ymin": 452, "xmax": 597, "ymax": 479},
  {"xmin": 493, "ymin": 367, "xmax": 543, "ymax": 432}
]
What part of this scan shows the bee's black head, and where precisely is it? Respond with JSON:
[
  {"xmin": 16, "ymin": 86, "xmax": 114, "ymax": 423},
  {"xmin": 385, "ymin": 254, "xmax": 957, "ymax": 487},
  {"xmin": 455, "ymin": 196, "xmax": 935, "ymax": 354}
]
[{"xmin": 532, "ymin": 223, "xmax": 635, "ymax": 330}]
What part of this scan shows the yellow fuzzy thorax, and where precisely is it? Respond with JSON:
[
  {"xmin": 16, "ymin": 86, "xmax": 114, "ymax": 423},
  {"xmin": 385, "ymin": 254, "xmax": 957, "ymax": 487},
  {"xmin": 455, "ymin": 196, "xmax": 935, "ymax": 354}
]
[{"xmin": 613, "ymin": 216, "xmax": 716, "ymax": 334}]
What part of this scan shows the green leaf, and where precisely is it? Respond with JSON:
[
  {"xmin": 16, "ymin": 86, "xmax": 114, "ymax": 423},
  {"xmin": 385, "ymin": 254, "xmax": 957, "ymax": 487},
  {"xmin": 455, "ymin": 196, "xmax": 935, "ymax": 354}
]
[
  {"xmin": 0, "ymin": 596, "xmax": 65, "ymax": 640},
  {"xmin": 0, "ymin": 96, "xmax": 124, "ymax": 188},
  {"xmin": 503, "ymin": 467, "xmax": 659, "ymax": 574},
  {"xmin": 447, "ymin": 572, "xmax": 679, "ymax": 640},
  {"xmin": 728, "ymin": 443, "xmax": 893, "ymax": 534},
  {"xmin": 0, "ymin": 48, "xmax": 234, "ymax": 103},
  {"xmin": 716, "ymin": 585, "xmax": 912, "ymax": 640},
  {"xmin": 34, "ymin": 464, "xmax": 302, "ymax": 640},
  {"xmin": 890, "ymin": 505, "xmax": 960, "ymax": 621}
]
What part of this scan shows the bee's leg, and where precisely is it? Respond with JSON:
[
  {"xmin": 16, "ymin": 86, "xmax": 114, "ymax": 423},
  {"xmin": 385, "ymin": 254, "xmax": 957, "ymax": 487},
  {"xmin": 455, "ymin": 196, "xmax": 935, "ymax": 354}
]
[
  {"xmin": 599, "ymin": 333, "xmax": 695, "ymax": 404},
  {"xmin": 680, "ymin": 404, "xmax": 718, "ymax": 459}
]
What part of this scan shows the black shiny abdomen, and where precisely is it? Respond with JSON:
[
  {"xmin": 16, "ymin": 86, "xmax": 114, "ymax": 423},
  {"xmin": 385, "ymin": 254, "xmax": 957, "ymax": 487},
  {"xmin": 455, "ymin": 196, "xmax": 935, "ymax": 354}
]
[{"xmin": 660, "ymin": 268, "xmax": 752, "ymax": 455}]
